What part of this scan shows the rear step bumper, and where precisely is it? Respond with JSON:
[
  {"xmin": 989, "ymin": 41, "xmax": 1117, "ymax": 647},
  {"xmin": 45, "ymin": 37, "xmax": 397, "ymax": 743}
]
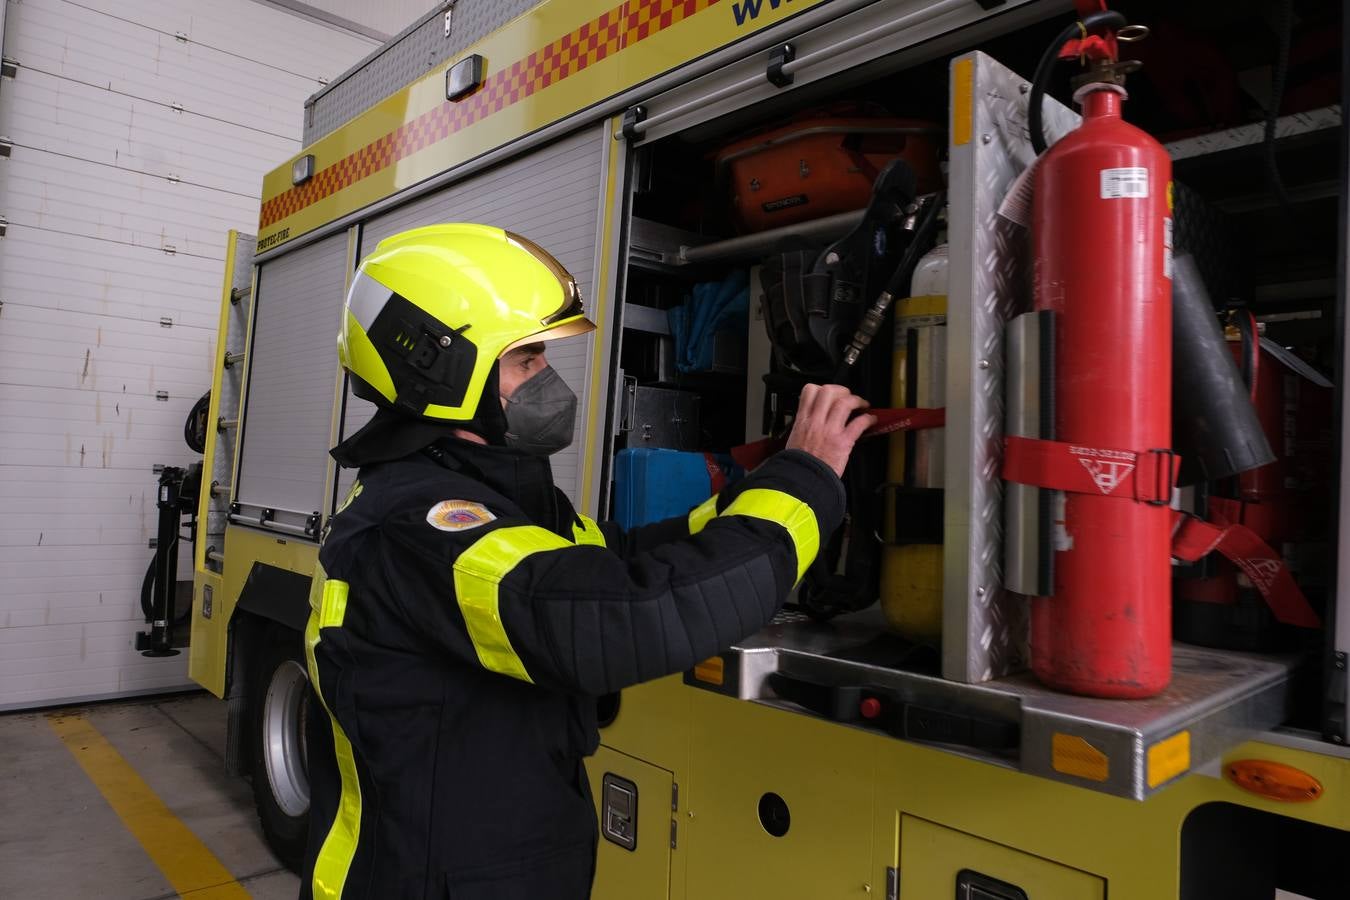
[{"xmin": 685, "ymin": 609, "xmax": 1294, "ymax": 800}]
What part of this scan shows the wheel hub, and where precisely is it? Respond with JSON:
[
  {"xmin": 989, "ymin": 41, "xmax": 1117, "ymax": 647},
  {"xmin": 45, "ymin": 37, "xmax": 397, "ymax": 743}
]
[{"xmin": 262, "ymin": 659, "xmax": 311, "ymax": 819}]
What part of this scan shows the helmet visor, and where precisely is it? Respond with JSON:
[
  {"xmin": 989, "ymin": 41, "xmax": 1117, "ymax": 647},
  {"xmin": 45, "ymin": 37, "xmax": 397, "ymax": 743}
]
[
  {"xmin": 505, "ymin": 230, "xmax": 587, "ymax": 327},
  {"xmin": 501, "ymin": 317, "xmax": 595, "ymax": 355}
]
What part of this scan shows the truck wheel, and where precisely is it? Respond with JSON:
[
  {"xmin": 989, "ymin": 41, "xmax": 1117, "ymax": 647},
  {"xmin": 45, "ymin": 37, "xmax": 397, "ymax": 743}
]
[{"xmin": 249, "ymin": 622, "xmax": 310, "ymax": 872}]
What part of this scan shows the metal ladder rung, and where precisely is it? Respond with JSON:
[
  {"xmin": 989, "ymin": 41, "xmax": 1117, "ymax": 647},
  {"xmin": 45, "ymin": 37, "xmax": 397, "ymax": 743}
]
[
  {"xmin": 210, "ymin": 481, "xmax": 231, "ymax": 498},
  {"xmin": 230, "ymin": 286, "xmax": 251, "ymax": 305},
  {"xmin": 223, "ymin": 351, "xmax": 244, "ymax": 368},
  {"xmin": 206, "ymin": 549, "xmax": 224, "ymax": 565},
  {"xmin": 217, "ymin": 417, "xmax": 239, "ymax": 431}
]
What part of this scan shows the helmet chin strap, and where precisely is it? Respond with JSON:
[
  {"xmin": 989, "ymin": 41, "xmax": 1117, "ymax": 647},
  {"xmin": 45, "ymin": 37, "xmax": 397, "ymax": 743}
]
[
  {"xmin": 330, "ymin": 362, "xmax": 510, "ymax": 468},
  {"xmin": 455, "ymin": 362, "xmax": 509, "ymax": 446}
]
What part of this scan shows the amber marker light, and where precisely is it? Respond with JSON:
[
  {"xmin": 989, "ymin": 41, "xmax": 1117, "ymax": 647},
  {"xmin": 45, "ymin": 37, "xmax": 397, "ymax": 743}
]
[{"xmin": 1225, "ymin": 759, "xmax": 1324, "ymax": 802}]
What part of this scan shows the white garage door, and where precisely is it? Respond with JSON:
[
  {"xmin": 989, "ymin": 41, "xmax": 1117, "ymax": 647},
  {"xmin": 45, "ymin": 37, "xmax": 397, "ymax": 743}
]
[{"xmin": 0, "ymin": 0, "xmax": 375, "ymax": 709}]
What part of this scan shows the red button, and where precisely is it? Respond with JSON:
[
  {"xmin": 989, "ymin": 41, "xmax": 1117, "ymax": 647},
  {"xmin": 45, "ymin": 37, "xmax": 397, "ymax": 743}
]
[{"xmin": 860, "ymin": 698, "xmax": 882, "ymax": 720}]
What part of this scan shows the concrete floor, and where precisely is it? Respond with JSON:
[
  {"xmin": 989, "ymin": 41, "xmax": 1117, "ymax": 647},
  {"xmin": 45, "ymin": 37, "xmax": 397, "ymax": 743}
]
[
  {"xmin": 0, "ymin": 692, "xmax": 299, "ymax": 899},
  {"xmin": 0, "ymin": 694, "xmax": 1323, "ymax": 900}
]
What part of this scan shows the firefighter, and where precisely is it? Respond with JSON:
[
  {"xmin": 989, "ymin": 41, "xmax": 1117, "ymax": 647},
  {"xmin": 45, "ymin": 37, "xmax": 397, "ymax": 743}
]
[{"xmin": 303, "ymin": 223, "xmax": 873, "ymax": 899}]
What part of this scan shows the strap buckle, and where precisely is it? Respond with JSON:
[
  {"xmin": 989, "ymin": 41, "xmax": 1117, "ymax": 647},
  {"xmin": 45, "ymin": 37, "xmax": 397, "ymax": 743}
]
[{"xmin": 1143, "ymin": 448, "xmax": 1177, "ymax": 506}]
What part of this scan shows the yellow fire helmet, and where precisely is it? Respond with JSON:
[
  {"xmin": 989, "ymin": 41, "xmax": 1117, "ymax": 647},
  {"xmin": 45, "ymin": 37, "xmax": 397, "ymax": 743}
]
[{"xmin": 337, "ymin": 223, "xmax": 594, "ymax": 421}]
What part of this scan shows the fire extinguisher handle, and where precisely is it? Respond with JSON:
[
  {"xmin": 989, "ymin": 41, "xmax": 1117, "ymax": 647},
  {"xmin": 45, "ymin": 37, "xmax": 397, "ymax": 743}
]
[{"xmin": 1028, "ymin": 9, "xmax": 1128, "ymax": 155}]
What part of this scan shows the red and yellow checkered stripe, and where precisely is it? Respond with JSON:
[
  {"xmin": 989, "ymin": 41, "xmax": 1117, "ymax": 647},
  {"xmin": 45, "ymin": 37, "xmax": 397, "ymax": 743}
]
[{"xmin": 261, "ymin": 0, "xmax": 723, "ymax": 229}]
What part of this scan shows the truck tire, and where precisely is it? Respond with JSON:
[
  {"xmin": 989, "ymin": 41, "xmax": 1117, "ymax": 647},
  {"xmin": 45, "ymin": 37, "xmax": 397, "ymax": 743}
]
[{"xmin": 248, "ymin": 621, "xmax": 311, "ymax": 872}]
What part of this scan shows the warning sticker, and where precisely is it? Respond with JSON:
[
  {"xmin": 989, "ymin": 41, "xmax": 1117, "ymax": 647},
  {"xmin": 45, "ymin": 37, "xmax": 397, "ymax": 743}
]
[
  {"xmin": 1070, "ymin": 445, "xmax": 1137, "ymax": 495},
  {"xmin": 1100, "ymin": 167, "xmax": 1149, "ymax": 199},
  {"xmin": 1078, "ymin": 457, "xmax": 1136, "ymax": 495},
  {"xmin": 997, "ymin": 160, "xmax": 1037, "ymax": 228},
  {"xmin": 1238, "ymin": 557, "xmax": 1284, "ymax": 593}
]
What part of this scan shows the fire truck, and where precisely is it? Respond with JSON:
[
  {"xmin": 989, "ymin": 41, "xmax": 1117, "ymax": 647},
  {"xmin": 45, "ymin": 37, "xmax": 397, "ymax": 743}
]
[{"xmin": 186, "ymin": 0, "xmax": 1350, "ymax": 895}]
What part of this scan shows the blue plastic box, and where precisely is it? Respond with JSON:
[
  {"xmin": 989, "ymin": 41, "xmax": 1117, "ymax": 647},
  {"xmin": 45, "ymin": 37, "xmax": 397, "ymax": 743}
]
[{"xmin": 613, "ymin": 448, "xmax": 739, "ymax": 530}]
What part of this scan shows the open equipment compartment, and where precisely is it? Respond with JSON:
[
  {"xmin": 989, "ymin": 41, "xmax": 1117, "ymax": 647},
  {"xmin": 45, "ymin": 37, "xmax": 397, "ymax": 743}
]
[{"xmin": 597, "ymin": 0, "xmax": 1345, "ymax": 799}]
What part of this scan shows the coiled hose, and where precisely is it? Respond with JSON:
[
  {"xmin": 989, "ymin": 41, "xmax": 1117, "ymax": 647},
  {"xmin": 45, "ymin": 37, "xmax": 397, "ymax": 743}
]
[{"xmin": 185, "ymin": 391, "xmax": 211, "ymax": 454}]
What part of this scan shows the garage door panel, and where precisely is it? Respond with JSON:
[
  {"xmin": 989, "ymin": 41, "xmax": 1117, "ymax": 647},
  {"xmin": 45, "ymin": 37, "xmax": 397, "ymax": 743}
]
[{"xmin": 0, "ymin": 0, "xmax": 372, "ymax": 709}]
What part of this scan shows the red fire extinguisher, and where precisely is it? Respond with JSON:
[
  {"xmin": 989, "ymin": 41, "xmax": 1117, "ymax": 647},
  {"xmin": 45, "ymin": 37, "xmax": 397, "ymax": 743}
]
[
  {"xmin": 1027, "ymin": 10, "xmax": 1175, "ymax": 698},
  {"xmin": 1174, "ymin": 320, "xmax": 1335, "ymax": 648}
]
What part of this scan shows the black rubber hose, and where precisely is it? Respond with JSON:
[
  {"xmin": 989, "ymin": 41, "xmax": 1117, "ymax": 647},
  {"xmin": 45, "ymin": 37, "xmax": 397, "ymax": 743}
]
[
  {"xmin": 184, "ymin": 391, "xmax": 210, "ymax": 454},
  {"xmin": 1028, "ymin": 10, "xmax": 1128, "ymax": 156},
  {"xmin": 882, "ymin": 191, "xmax": 945, "ymax": 301},
  {"xmin": 829, "ymin": 192, "xmax": 945, "ymax": 384},
  {"xmin": 140, "ymin": 542, "xmax": 192, "ymax": 627},
  {"xmin": 140, "ymin": 555, "xmax": 156, "ymax": 623},
  {"xmin": 1172, "ymin": 256, "xmax": 1275, "ymax": 485}
]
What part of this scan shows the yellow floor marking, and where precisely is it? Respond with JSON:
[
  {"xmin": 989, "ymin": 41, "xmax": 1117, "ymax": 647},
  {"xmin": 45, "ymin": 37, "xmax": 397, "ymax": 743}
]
[{"xmin": 47, "ymin": 711, "xmax": 250, "ymax": 899}]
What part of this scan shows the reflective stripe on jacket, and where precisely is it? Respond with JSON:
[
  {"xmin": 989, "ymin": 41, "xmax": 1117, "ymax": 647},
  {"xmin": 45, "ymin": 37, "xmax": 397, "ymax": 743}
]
[{"xmin": 301, "ymin": 445, "xmax": 844, "ymax": 898}]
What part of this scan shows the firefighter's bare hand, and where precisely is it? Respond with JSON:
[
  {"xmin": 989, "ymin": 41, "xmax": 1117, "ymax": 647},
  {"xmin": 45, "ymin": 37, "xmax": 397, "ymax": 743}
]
[{"xmin": 784, "ymin": 384, "xmax": 875, "ymax": 478}]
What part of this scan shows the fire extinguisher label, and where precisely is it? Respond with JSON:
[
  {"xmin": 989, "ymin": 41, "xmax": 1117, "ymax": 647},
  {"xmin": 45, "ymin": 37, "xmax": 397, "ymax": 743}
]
[{"xmin": 1099, "ymin": 166, "xmax": 1149, "ymax": 199}]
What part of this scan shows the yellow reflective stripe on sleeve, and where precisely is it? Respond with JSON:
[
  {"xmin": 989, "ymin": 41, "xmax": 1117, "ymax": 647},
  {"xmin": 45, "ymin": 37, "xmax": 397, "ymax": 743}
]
[
  {"xmin": 719, "ymin": 488, "xmax": 820, "ymax": 584},
  {"xmin": 453, "ymin": 525, "xmax": 573, "ymax": 682},
  {"xmin": 319, "ymin": 579, "xmax": 349, "ymax": 628},
  {"xmin": 572, "ymin": 514, "xmax": 606, "ymax": 547},
  {"xmin": 688, "ymin": 495, "xmax": 719, "ymax": 535},
  {"xmin": 304, "ymin": 579, "xmax": 361, "ymax": 900}
]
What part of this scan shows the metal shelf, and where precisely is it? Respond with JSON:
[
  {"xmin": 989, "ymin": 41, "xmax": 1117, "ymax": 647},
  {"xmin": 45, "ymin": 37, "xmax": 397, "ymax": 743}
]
[
  {"xmin": 627, "ymin": 217, "xmax": 709, "ymax": 274},
  {"xmin": 627, "ymin": 209, "xmax": 866, "ymax": 272},
  {"xmin": 693, "ymin": 611, "xmax": 1296, "ymax": 801},
  {"xmin": 1165, "ymin": 105, "xmax": 1341, "ymax": 162},
  {"xmin": 622, "ymin": 303, "xmax": 671, "ymax": 336}
]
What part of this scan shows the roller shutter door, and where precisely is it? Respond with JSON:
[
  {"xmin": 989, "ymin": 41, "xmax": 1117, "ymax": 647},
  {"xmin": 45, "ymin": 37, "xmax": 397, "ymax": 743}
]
[
  {"xmin": 233, "ymin": 233, "xmax": 349, "ymax": 533},
  {"xmin": 337, "ymin": 125, "xmax": 606, "ymax": 505}
]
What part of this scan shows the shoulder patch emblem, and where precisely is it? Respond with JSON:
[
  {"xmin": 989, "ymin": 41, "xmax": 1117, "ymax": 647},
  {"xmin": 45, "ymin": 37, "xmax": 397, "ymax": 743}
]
[{"xmin": 426, "ymin": 500, "xmax": 497, "ymax": 532}]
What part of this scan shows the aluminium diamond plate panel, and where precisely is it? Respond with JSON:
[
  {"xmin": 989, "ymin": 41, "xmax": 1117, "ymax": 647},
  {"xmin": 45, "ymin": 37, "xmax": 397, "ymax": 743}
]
[
  {"xmin": 1335, "ymin": 124, "xmax": 1350, "ymax": 745},
  {"xmin": 943, "ymin": 52, "xmax": 1079, "ymax": 684},
  {"xmin": 304, "ymin": 0, "xmax": 542, "ymax": 145}
]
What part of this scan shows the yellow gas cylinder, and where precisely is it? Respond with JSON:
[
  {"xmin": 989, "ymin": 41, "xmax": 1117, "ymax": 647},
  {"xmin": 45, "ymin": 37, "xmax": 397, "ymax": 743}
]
[{"xmin": 880, "ymin": 243, "xmax": 947, "ymax": 640}]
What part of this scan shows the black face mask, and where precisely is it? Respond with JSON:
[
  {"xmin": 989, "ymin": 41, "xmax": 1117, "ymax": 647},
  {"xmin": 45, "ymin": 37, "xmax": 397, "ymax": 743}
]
[{"xmin": 502, "ymin": 365, "xmax": 577, "ymax": 456}]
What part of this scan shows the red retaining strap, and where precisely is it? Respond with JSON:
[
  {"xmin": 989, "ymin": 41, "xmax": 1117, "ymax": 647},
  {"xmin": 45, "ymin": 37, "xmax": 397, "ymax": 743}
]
[
  {"xmin": 1001, "ymin": 434, "xmax": 1319, "ymax": 628},
  {"xmin": 728, "ymin": 407, "xmax": 947, "ymax": 471}
]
